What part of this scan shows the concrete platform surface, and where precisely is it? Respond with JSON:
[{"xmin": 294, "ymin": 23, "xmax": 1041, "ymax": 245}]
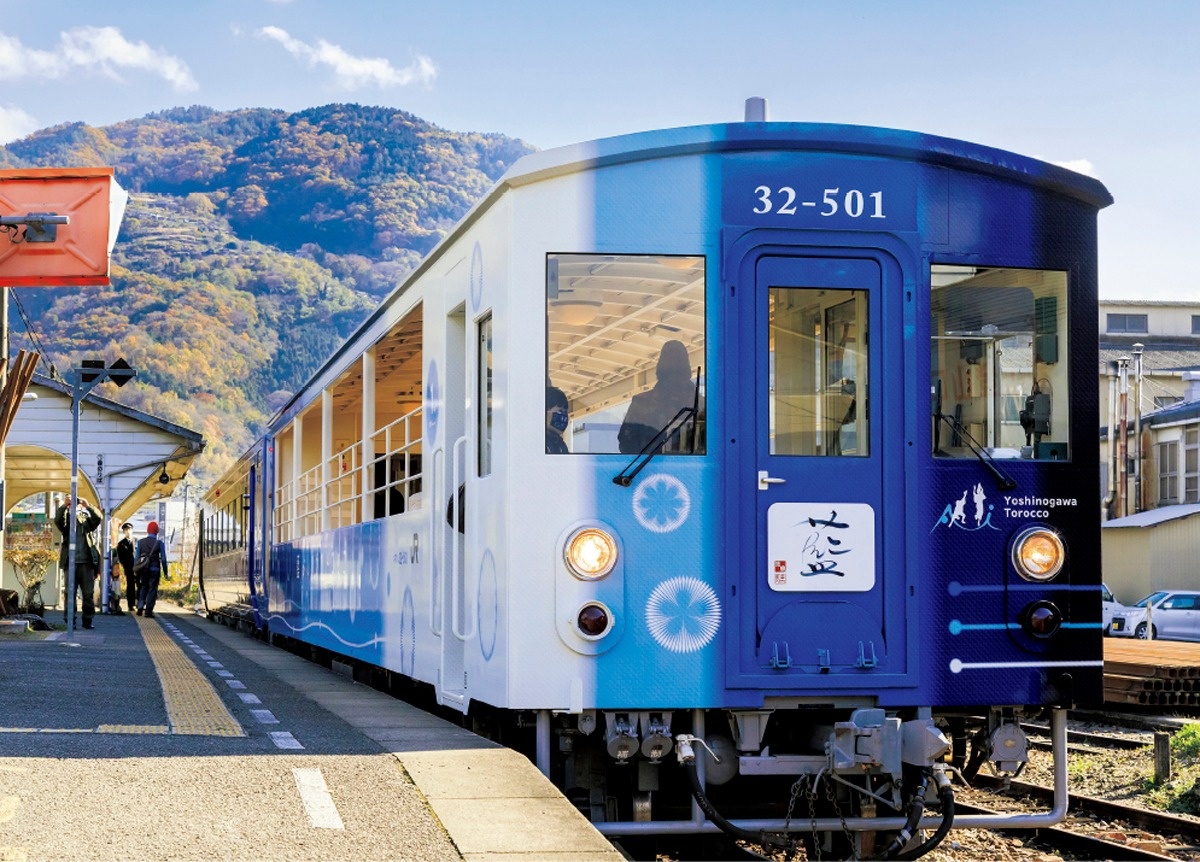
[{"xmin": 0, "ymin": 603, "xmax": 623, "ymax": 862}]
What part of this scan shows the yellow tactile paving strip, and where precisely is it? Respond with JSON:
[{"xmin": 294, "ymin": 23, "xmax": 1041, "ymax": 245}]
[
  {"xmin": 0, "ymin": 619, "xmax": 244, "ymax": 737},
  {"xmin": 135, "ymin": 615, "xmax": 245, "ymax": 737}
]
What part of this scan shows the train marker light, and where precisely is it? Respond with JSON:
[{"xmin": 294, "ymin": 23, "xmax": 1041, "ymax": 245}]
[
  {"xmin": 565, "ymin": 527, "xmax": 617, "ymax": 580},
  {"xmin": 1021, "ymin": 600, "xmax": 1063, "ymax": 638},
  {"xmin": 1011, "ymin": 527, "xmax": 1064, "ymax": 582},
  {"xmin": 577, "ymin": 602, "xmax": 613, "ymax": 638}
]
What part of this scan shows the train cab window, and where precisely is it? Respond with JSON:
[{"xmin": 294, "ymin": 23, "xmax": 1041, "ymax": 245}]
[
  {"xmin": 930, "ymin": 266, "xmax": 1070, "ymax": 460},
  {"xmin": 545, "ymin": 253, "xmax": 705, "ymax": 455},
  {"xmin": 769, "ymin": 288, "xmax": 868, "ymax": 456}
]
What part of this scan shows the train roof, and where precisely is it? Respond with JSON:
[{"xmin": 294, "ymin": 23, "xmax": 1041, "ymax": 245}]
[
  {"xmin": 499, "ymin": 122, "xmax": 1114, "ymax": 210},
  {"xmin": 268, "ymin": 121, "xmax": 1113, "ymax": 428}
]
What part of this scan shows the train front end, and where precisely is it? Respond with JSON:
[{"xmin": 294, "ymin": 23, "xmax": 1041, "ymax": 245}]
[{"xmin": 510, "ymin": 121, "xmax": 1111, "ymax": 851}]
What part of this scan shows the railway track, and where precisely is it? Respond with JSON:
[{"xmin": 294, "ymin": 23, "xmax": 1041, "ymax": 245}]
[
  {"xmin": 1022, "ymin": 720, "xmax": 1155, "ymax": 752},
  {"xmin": 968, "ymin": 774, "xmax": 1200, "ymax": 860}
]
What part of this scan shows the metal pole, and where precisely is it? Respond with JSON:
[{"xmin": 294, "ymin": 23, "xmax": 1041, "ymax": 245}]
[
  {"xmin": 98, "ymin": 455, "xmax": 108, "ymax": 614},
  {"xmin": 1118, "ymin": 356, "xmax": 1130, "ymax": 518},
  {"xmin": 1133, "ymin": 343, "xmax": 1144, "ymax": 513},
  {"xmin": 1103, "ymin": 361, "xmax": 1119, "ymax": 519},
  {"xmin": 65, "ymin": 379, "xmax": 82, "ymax": 641},
  {"xmin": 0, "ymin": 287, "xmax": 7, "ymax": 593}
]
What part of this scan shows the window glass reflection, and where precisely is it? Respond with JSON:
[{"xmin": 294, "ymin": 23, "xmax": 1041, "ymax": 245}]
[
  {"xmin": 545, "ymin": 254, "xmax": 705, "ymax": 455},
  {"xmin": 769, "ymin": 287, "xmax": 868, "ymax": 456},
  {"xmin": 930, "ymin": 266, "xmax": 1069, "ymax": 460}
]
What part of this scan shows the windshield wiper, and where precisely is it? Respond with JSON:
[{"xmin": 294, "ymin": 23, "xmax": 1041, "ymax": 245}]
[
  {"xmin": 933, "ymin": 409, "xmax": 1018, "ymax": 491},
  {"xmin": 613, "ymin": 406, "xmax": 695, "ymax": 487},
  {"xmin": 613, "ymin": 368, "xmax": 701, "ymax": 488}
]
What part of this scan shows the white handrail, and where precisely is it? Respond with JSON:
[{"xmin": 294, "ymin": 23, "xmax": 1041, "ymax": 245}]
[
  {"xmin": 275, "ymin": 405, "xmax": 425, "ymax": 541},
  {"xmin": 429, "ymin": 446, "xmax": 443, "ymax": 637},
  {"xmin": 450, "ymin": 435, "xmax": 474, "ymax": 641}
]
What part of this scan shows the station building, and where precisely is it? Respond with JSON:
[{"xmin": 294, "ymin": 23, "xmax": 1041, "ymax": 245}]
[{"xmin": 1, "ymin": 371, "xmax": 204, "ymax": 608}]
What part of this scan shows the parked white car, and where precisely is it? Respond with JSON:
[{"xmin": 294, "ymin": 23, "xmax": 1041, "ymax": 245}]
[
  {"xmin": 1101, "ymin": 583, "xmax": 1121, "ymax": 635},
  {"xmin": 1108, "ymin": 590, "xmax": 1200, "ymax": 641}
]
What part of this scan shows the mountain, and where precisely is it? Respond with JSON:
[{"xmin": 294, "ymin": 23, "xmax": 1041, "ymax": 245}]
[{"xmin": 0, "ymin": 104, "xmax": 537, "ymax": 489}]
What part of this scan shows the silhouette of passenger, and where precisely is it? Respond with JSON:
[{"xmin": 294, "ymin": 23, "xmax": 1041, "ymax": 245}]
[
  {"xmin": 618, "ymin": 340, "xmax": 698, "ymax": 454},
  {"xmin": 546, "ymin": 386, "xmax": 570, "ymax": 454}
]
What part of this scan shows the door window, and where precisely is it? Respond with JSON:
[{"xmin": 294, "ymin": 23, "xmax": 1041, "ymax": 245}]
[{"xmin": 769, "ymin": 287, "xmax": 868, "ymax": 456}]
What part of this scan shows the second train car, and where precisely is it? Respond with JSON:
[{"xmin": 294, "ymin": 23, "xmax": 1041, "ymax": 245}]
[{"xmin": 201, "ymin": 103, "xmax": 1112, "ymax": 856}]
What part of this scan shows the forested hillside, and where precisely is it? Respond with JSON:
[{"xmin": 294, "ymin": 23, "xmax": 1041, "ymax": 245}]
[{"xmin": 0, "ymin": 104, "xmax": 536, "ymax": 487}]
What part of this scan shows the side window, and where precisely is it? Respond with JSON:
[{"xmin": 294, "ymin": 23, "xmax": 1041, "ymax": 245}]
[
  {"xmin": 545, "ymin": 254, "xmax": 705, "ymax": 455},
  {"xmin": 478, "ymin": 314, "xmax": 493, "ymax": 476},
  {"xmin": 1107, "ymin": 313, "xmax": 1148, "ymax": 334},
  {"xmin": 1159, "ymin": 440, "xmax": 1180, "ymax": 503},
  {"xmin": 931, "ymin": 266, "xmax": 1069, "ymax": 460}
]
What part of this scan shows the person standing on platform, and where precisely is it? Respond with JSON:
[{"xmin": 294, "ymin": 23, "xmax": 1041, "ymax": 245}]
[
  {"xmin": 116, "ymin": 522, "xmax": 137, "ymax": 614},
  {"xmin": 54, "ymin": 495, "xmax": 102, "ymax": 630},
  {"xmin": 135, "ymin": 521, "xmax": 169, "ymax": 618}
]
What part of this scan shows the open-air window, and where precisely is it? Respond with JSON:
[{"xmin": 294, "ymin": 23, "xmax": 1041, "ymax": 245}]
[
  {"xmin": 931, "ymin": 266, "xmax": 1069, "ymax": 460},
  {"xmin": 545, "ymin": 253, "xmax": 705, "ymax": 456}
]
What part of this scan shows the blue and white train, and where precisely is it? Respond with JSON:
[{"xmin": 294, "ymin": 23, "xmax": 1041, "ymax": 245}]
[{"xmin": 201, "ymin": 102, "xmax": 1112, "ymax": 856}]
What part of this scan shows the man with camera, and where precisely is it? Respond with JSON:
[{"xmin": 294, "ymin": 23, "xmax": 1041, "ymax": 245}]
[{"xmin": 54, "ymin": 494, "xmax": 103, "ymax": 630}]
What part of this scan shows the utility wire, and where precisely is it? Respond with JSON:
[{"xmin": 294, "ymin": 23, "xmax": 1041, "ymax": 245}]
[{"xmin": 8, "ymin": 291, "xmax": 66, "ymax": 383}]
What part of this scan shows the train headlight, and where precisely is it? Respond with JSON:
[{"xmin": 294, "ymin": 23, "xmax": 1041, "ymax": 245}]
[
  {"xmin": 565, "ymin": 527, "xmax": 617, "ymax": 580},
  {"xmin": 1011, "ymin": 527, "xmax": 1064, "ymax": 582}
]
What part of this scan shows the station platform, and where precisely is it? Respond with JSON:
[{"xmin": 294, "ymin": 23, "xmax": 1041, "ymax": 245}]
[{"xmin": 0, "ymin": 603, "xmax": 622, "ymax": 862}]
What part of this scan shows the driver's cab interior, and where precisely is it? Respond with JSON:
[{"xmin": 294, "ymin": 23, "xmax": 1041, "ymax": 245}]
[{"xmin": 930, "ymin": 265, "xmax": 1070, "ymax": 461}]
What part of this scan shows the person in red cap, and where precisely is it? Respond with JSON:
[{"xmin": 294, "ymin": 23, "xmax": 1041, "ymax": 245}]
[{"xmin": 134, "ymin": 521, "xmax": 169, "ymax": 618}]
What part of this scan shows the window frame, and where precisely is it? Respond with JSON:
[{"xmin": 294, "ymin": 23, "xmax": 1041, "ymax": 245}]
[
  {"xmin": 1107, "ymin": 313, "xmax": 1148, "ymax": 334},
  {"xmin": 478, "ymin": 313, "xmax": 493, "ymax": 477},
  {"xmin": 1159, "ymin": 440, "xmax": 1180, "ymax": 504},
  {"xmin": 1185, "ymin": 427, "xmax": 1199, "ymax": 503},
  {"xmin": 544, "ymin": 252, "xmax": 706, "ymax": 456}
]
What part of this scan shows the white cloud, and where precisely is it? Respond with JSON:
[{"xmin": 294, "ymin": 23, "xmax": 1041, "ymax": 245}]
[
  {"xmin": 0, "ymin": 27, "xmax": 197, "ymax": 92},
  {"xmin": 1053, "ymin": 158, "xmax": 1095, "ymax": 177},
  {"xmin": 257, "ymin": 26, "xmax": 435, "ymax": 89},
  {"xmin": 0, "ymin": 103, "xmax": 39, "ymax": 143}
]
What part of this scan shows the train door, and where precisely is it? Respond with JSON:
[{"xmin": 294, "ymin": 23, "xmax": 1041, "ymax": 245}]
[
  {"xmin": 246, "ymin": 461, "xmax": 261, "ymax": 630},
  {"xmin": 727, "ymin": 252, "xmax": 909, "ymax": 688},
  {"xmin": 438, "ymin": 307, "xmax": 469, "ymax": 709},
  {"xmin": 248, "ymin": 441, "xmax": 270, "ymax": 629}
]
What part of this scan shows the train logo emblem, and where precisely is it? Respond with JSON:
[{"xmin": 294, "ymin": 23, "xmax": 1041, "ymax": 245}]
[
  {"xmin": 766, "ymin": 502, "xmax": 875, "ymax": 592},
  {"xmin": 931, "ymin": 483, "xmax": 999, "ymax": 533},
  {"xmin": 425, "ymin": 361, "xmax": 440, "ymax": 446},
  {"xmin": 632, "ymin": 473, "xmax": 690, "ymax": 533},
  {"xmin": 645, "ymin": 576, "xmax": 721, "ymax": 653},
  {"xmin": 469, "ymin": 241, "xmax": 484, "ymax": 312}
]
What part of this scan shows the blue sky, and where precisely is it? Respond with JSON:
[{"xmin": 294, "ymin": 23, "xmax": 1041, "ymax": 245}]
[{"xmin": 0, "ymin": 0, "xmax": 1194, "ymax": 301}]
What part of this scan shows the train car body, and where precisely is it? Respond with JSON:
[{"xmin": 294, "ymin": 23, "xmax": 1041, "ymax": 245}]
[{"xmin": 202, "ymin": 116, "xmax": 1111, "ymax": 851}]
